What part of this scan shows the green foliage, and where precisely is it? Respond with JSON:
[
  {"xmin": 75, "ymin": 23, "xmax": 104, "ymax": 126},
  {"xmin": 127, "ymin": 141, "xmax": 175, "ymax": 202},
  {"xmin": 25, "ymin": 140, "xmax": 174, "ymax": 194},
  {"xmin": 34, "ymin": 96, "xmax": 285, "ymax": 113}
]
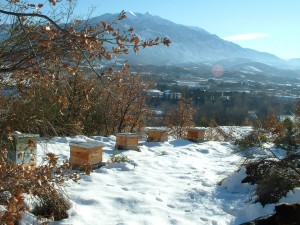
[
  {"xmin": 262, "ymin": 117, "xmax": 299, "ymax": 157},
  {"xmin": 108, "ymin": 154, "xmax": 130, "ymax": 164},
  {"xmin": 156, "ymin": 150, "xmax": 168, "ymax": 156},
  {"xmin": 199, "ymin": 116, "xmax": 209, "ymax": 127},
  {"xmin": 235, "ymin": 130, "xmax": 268, "ymax": 149},
  {"xmin": 275, "ymin": 118, "xmax": 298, "ymax": 152}
]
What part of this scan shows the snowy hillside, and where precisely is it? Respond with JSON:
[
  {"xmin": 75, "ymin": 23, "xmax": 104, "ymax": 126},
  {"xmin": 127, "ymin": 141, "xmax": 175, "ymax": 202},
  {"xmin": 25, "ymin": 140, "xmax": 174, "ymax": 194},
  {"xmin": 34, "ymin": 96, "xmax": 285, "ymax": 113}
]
[
  {"xmin": 87, "ymin": 12, "xmax": 283, "ymax": 67},
  {"xmin": 23, "ymin": 133, "xmax": 300, "ymax": 225}
]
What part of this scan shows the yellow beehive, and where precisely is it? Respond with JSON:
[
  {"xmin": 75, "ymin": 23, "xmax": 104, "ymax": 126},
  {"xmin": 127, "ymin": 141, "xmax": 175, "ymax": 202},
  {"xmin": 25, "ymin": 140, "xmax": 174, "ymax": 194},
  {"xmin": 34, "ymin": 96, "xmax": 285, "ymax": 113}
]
[
  {"xmin": 115, "ymin": 133, "xmax": 139, "ymax": 150},
  {"xmin": 146, "ymin": 128, "xmax": 168, "ymax": 142},
  {"xmin": 69, "ymin": 141, "xmax": 105, "ymax": 169},
  {"xmin": 186, "ymin": 127, "xmax": 208, "ymax": 143}
]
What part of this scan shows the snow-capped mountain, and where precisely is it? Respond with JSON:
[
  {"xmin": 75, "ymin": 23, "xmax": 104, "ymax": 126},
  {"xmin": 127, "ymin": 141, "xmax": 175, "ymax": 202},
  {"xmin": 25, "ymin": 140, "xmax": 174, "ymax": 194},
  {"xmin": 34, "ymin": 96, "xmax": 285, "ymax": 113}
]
[{"xmin": 88, "ymin": 12, "xmax": 285, "ymax": 66}]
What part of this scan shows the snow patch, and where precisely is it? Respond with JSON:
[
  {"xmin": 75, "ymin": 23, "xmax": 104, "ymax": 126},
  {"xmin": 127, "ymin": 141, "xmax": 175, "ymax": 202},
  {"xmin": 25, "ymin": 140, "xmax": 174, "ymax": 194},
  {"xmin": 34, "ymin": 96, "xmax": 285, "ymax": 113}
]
[
  {"xmin": 243, "ymin": 66, "xmax": 262, "ymax": 73},
  {"xmin": 279, "ymin": 187, "xmax": 300, "ymax": 203},
  {"xmin": 221, "ymin": 167, "xmax": 255, "ymax": 194},
  {"xmin": 145, "ymin": 11, "xmax": 156, "ymax": 16},
  {"xmin": 129, "ymin": 11, "xmax": 137, "ymax": 17},
  {"xmin": 20, "ymin": 131, "xmax": 300, "ymax": 225}
]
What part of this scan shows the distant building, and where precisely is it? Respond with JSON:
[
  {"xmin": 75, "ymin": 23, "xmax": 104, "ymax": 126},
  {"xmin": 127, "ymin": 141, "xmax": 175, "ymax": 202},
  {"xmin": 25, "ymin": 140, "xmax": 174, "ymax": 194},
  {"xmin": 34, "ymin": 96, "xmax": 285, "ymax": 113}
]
[
  {"xmin": 146, "ymin": 89, "xmax": 182, "ymax": 100},
  {"xmin": 146, "ymin": 89, "xmax": 164, "ymax": 98},
  {"xmin": 275, "ymin": 95, "xmax": 299, "ymax": 102},
  {"xmin": 170, "ymin": 92, "xmax": 182, "ymax": 100},
  {"xmin": 279, "ymin": 114, "xmax": 296, "ymax": 122},
  {"xmin": 248, "ymin": 111, "xmax": 258, "ymax": 120},
  {"xmin": 220, "ymin": 93, "xmax": 231, "ymax": 101},
  {"xmin": 175, "ymin": 81, "xmax": 210, "ymax": 90}
]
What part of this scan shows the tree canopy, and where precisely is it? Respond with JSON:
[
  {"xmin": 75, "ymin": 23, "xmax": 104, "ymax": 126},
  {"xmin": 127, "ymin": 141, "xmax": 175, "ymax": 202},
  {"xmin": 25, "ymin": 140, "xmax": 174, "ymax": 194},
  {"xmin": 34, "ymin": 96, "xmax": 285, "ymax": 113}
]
[{"xmin": 0, "ymin": 0, "xmax": 170, "ymax": 78}]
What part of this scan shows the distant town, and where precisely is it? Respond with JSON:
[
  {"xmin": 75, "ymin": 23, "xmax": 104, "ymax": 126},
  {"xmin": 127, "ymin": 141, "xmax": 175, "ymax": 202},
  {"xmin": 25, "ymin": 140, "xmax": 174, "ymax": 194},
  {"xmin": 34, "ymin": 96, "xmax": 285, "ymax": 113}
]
[{"xmin": 131, "ymin": 64, "xmax": 300, "ymax": 126}]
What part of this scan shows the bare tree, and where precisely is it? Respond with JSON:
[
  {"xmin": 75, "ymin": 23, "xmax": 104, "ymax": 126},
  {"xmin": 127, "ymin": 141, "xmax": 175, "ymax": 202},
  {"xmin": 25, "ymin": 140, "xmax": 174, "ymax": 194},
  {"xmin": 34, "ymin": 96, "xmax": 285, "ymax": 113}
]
[{"xmin": 0, "ymin": 1, "xmax": 170, "ymax": 223}]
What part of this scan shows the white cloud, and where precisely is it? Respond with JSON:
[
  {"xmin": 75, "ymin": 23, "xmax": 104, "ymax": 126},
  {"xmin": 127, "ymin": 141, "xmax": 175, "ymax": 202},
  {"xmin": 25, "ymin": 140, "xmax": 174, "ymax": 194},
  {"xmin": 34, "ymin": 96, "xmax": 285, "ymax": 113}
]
[{"xmin": 223, "ymin": 33, "xmax": 270, "ymax": 41}]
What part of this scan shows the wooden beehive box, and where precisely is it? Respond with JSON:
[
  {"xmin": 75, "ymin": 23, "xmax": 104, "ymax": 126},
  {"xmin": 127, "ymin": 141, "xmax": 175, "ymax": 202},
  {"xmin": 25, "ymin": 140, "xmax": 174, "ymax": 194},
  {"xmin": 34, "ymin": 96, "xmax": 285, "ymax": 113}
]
[
  {"xmin": 146, "ymin": 128, "xmax": 168, "ymax": 142},
  {"xmin": 115, "ymin": 133, "xmax": 139, "ymax": 150},
  {"xmin": 186, "ymin": 127, "xmax": 207, "ymax": 143},
  {"xmin": 4, "ymin": 133, "xmax": 39, "ymax": 164},
  {"xmin": 69, "ymin": 141, "xmax": 105, "ymax": 169}
]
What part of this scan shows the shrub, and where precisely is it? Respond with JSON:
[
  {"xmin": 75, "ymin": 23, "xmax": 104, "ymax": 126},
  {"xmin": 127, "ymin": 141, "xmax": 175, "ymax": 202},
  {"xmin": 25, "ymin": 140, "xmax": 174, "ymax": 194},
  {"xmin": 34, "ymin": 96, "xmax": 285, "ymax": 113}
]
[
  {"xmin": 239, "ymin": 113, "xmax": 300, "ymax": 205},
  {"xmin": 165, "ymin": 98, "xmax": 196, "ymax": 138},
  {"xmin": 242, "ymin": 154, "xmax": 300, "ymax": 205},
  {"xmin": 235, "ymin": 130, "xmax": 268, "ymax": 149},
  {"xmin": 0, "ymin": 72, "xmax": 97, "ymax": 137},
  {"xmin": 83, "ymin": 73, "xmax": 152, "ymax": 136},
  {"xmin": 108, "ymin": 154, "xmax": 129, "ymax": 164},
  {"xmin": 275, "ymin": 118, "xmax": 298, "ymax": 153},
  {"xmin": 0, "ymin": 144, "xmax": 80, "ymax": 224},
  {"xmin": 31, "ymin": 189, "xmax": 71, "ymax": 221}
]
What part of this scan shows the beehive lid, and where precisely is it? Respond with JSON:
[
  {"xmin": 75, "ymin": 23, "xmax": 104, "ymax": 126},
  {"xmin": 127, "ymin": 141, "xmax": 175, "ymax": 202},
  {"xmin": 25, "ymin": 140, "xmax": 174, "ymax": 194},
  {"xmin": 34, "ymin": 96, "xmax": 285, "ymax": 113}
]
[
  {"xmin": 187, "ymin": 127, "xmax": 208, "ymax": 131},
  {"xmin": 147, "ymin": 127, "xmax": 168, "ymax": 132},
  {"xmin": 11, "ymin": 133, "xmax": 40, "ymax": 138},
  {"xmin": 69, "ymin": 141, "xmax": 105, "ymax": 148},
  {"xmin": 116, "ymin": 133, "xmax": 140, "ymax": 138}
]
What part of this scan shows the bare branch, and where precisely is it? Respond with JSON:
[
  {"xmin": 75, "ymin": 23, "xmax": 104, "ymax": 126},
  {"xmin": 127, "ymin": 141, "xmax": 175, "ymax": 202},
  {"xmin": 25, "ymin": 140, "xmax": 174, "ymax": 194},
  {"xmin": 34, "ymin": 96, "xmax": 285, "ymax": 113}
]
[{"xmin": 0, "ymin": 8, "xmax": 105, "ymax": 81}]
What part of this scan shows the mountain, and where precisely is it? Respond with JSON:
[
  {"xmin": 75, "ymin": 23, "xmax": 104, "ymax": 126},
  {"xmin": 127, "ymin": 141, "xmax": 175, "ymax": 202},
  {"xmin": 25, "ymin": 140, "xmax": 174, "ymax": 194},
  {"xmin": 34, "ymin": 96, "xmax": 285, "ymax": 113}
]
[
  {"xmin": 85, "ymin": 12, "xmax": 300, "ymax": 79},
  {"xmin": 214, "ymin": 58, "xmax": 300, "ymax": 79},
  {"xmin": 286, "ymin": 58, "xmax": 300, "ymax": 69},
  {"xmin": 88, "ymin": 12, "xmax": 285, "ymax": 66}
]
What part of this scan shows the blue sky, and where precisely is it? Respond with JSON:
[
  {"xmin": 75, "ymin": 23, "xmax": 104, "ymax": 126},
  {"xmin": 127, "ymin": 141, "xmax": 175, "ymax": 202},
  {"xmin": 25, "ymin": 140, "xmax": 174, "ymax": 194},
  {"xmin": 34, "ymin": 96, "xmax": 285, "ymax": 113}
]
[{"xmin": 35, "ymin": 0, "xmax": 300, "ymax": 59}]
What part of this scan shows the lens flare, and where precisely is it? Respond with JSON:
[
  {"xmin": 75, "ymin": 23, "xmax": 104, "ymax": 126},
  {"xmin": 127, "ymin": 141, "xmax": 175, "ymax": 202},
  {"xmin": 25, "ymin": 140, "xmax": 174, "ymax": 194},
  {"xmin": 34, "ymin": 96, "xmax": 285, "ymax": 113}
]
[{"xmin": 212, "ymin": 65, "xmax": 224, "ymax": 77}]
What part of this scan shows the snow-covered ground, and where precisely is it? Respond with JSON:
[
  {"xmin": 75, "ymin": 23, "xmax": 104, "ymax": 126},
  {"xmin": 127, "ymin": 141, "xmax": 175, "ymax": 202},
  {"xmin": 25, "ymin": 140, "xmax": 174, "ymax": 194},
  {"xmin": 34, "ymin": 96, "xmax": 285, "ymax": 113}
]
[{"xmin": 23, "ymin": 134, "xmax": 300, "ymax": 225}]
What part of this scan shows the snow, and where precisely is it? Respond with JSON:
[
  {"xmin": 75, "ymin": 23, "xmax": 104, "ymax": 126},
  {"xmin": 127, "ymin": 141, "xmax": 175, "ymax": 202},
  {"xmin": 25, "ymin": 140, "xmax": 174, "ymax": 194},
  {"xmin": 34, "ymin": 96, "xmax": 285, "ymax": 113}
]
[
  {"xmin": 216, "ymin": 126, "xmax": 253, "ymax": 140},
  {"xmin": 21, "ymin": 131, "xmax": 300, "ymax": 225},
  {"xmin": 129, "ymin": 11, "xmax": 137, "ymax": 17},
  {"xmin": 145, "ymin": 11, "xmax": 156, "ymax": 16},
  {"xmin": 242, "ymin": 66, "xmax": 262, "ymax": 73}
]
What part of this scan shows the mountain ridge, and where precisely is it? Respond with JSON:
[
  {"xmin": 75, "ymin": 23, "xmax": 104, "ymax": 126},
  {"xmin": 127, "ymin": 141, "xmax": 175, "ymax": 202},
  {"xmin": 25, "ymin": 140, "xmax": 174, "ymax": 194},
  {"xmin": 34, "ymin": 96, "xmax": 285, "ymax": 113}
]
[{"xmin": 87, "ymin": 12, "xmax": 300, "ymax": 73}]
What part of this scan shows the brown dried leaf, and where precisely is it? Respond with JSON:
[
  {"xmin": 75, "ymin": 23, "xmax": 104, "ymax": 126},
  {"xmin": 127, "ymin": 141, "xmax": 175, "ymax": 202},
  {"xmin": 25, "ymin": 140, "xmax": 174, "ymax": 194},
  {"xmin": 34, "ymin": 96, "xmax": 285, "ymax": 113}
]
[
  {"xmin": 121, "ymin": 67, "xmax": 126, "ymax": 74},
  {"xmin": 49, "ymin": 0, "xmax": 57, "ymax": 6},
  {"xmin": 108, "ymin": 67, "xmax": 114, "ymax": 74},
  {"xmin": 28, "ymin": 139, "xmax": 36, "ymax": 147},
  {"xmin": 101, "ymin": 21, "xmax": 106, "ymax": 29},
  {"xmin": 163, "ymin": 38, "xmax": 171, "ymax": 46}
]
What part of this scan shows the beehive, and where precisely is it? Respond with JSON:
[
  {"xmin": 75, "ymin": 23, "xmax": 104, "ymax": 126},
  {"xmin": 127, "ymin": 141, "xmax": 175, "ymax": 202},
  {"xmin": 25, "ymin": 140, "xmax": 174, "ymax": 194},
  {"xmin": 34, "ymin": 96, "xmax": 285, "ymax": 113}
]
[
  {"xmin": 115, "ymin": 133, "xmax": 139, "ymax": 150},
  {"xmin": 186, "ymin": 127, "xmax": 207, "ymax": 143},
  {"xmin": 69, "ymin": 141, "xmax": 105, "ymax": 169},
  {"xmin": 4, "ymin": 133, "xmax": 39, "ymax": 164},
  {"xmin": 146, "ymin": 128, "xmax": 168, "ymax": 142}
]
